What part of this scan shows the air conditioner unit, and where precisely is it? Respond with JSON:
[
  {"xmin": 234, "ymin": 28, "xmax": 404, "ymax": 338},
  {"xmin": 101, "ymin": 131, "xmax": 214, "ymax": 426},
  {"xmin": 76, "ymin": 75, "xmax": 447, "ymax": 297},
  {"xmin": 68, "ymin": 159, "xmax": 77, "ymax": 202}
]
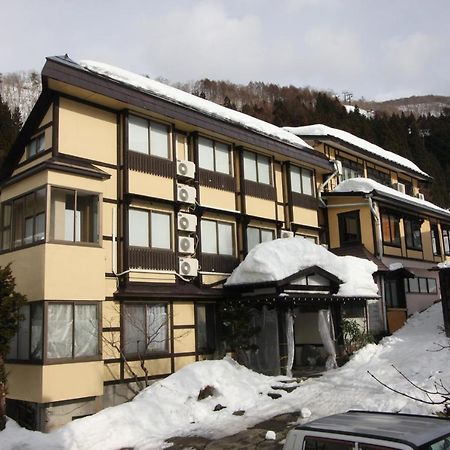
[
  {"xmin": 396, "ymin": 182, "xmax": 406, "ymax": 194},
  {"xmin": 416, "ymin": 192, "xmax": 425, "ymax": 200},
  {"xmin": 179, "ymin": 257, "xmax": 199, "ymax": 277},
  {"xmin": 178, "ymin": 236, "xmax": 195, "ymax": 254},
  {"xmin": 333, "ymin": 159, "xmax": 343, "ymax": 176},
  {"xmin": 177, "ymin": 160, "xmax": 195, "ymax": 179},
  {"xmin": 177, "ymin": 212, "xmax": 197, "ymax": 232},
  {"xmin": 177, "ymin": 183, "xmax": 196, "ymax": 204},
  {"xmin": 280, "ymin": 229, "xmax": 294, "ymax": 239}
]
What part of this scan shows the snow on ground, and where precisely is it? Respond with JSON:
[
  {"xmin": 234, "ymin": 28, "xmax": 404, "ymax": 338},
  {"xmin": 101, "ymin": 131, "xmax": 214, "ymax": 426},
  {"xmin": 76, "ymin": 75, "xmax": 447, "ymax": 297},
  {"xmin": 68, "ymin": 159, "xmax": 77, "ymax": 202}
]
[
  {"xmin": 284, "ymin": 124, "xmax": 429, "ymax": 178},
  {"xmin": 225, "ymin": 237, "xmax": 379, "ymax": 298},
  {"xmin": 2, "ymin": 303, "xmax": 449, "ymax": 450}
]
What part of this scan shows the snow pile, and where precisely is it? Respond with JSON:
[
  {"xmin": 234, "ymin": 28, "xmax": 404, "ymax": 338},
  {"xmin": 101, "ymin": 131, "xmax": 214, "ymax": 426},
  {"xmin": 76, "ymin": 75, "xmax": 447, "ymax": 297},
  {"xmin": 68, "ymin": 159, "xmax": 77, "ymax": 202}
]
[
  {"xmin": 79, "ymin": 60, "xmax": 312, "ymax": 151},
  {"xmin": 2, "ymin": 303, "xmax": 450, "ymax": 449},
  {"xmin": 284, "ymin": 124, "xmax": 429, "ymax": 178},
  {"xmin": 225, "ymin": 237, "xmax": 379, "ymax": 297},
  {"xmin": 333, "ymin": 178, "xmax": 450, "ymax": 219},
  {"xmin": 344, "ymin": 105, "xmax": 374, "ymax": 119}
]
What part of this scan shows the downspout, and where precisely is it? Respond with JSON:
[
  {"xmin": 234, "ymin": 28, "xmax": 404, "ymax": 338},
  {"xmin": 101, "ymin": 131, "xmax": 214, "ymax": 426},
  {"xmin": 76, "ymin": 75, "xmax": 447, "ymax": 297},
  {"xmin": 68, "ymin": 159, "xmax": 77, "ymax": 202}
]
[{"xmin": 318, "ymin": 160, "xmax": 341, "ymax": 207}]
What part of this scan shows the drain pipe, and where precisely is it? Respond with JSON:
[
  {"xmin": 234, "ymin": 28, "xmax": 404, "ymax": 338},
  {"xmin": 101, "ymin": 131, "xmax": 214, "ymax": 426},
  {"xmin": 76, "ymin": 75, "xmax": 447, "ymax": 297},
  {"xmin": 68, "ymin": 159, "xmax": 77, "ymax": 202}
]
[
  {"xmin": 318, "ymin": 160, "xmax": 342, "ymax": 207},
  {"xmin": 368, "ymin": 196, "xmax": 383, "ymax": 259}
]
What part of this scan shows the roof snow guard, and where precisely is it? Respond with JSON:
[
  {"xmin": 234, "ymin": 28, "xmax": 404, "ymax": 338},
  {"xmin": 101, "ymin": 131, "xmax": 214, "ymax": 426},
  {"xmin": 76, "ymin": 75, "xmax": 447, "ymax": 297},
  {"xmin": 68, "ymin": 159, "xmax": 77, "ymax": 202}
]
[{"xmin": 284, "ymin": 124, "xmax": 431, "ymax": 180}]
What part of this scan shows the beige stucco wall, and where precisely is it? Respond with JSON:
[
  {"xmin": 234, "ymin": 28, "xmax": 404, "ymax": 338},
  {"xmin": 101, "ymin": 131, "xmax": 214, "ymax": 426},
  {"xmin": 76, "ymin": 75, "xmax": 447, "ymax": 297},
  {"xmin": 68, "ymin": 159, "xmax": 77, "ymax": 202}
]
[
  {"xmin": 199, "ymin": 186, "xmax": 235, "ymax": 211},
  {"xmin": 129, "ymin": 171, "xmax": 174, "ymax": 201},
  {"xmin": 292, "ymin": 206, "xmax": 319, "ymax": 228},
  {"xmin": 174, "ymin": 355, "xmax": 196, "ymax": 371},
  {"xmin": 245, "ymin": 196, "xmax": 276, "ymax": 220},
  {"xmin": 173, "ymin": 328, "xmax": 195, "ymax": 353},
  {"xmin": 7, "ymin": 361, "xmax": 104, "ymax": 403},
  {"xmin": 1, "ymin": 172, "xmax": 48, "ymax": 201},
  {"xmin": 58, "ymin": 97, "xmax": 117, "ymax": 165},
  {"xmin": 172, "ymin": 302, "xmax": 195, "ymax": 326}
]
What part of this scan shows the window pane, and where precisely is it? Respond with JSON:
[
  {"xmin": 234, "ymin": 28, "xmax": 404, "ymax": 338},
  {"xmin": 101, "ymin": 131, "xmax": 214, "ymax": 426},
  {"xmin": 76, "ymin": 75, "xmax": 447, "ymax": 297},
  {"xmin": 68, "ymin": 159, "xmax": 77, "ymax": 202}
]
[
  {"xmin": 261, "ymin": 229, "xmax": 274, "ymax": 242},
  {"xmin": 2, "ymin": 230, "xmax": 10, "ymax": 251},
  {"xmin": 47, "ymin": 304, "xmax": 73, "ymax": 359},
  {"xmin": 17, "ymin": 305, "xmax": 30, "ymax": 360},
  {"xmin": 37, "ymin": 134, "xmax": 45, "ymax": 153},
  {"xmin": 247, "ymin": 227, "xmax": 260, "ymax": 252},
  {"xmin": 30, "ymin": 304, "xmax": 43, "ymax": 360},
  {"xmin": 2, "ymin": 203, "xmax": 11, "ymax": 228},
  {"xmin": 197, "ymin": 304, "xmax": 216, "ymax": 352},
  {"xmin": 390, "ymin": 216, "xmax": 400, "ymax": 245},
  {"xmin": 12, "ymin": 198, "xmax": 24, "ymax": 248},
  {"xmin": 218, "ymin": 222, "xmax": 233, "ymax": 255},
  {"xmin": 301, "ymin": 168, "xmax": 313, "ymax": 195},
  {"xmin": 150, "ymin": 122, "xmax": 169, "ymax": 159},
  {"xmin": 257, "ymin": 155, "xmax": 271, "ymax": 185},
  {"xmin": 28, "ymin": 139, "xmax": 36, "ymax": 157},
  {"xmin": 76, "ymin": 193, "xmax": 98, "ymax": 243},
  {"xmin": 146, "ymin": 304, "xmax": 168, "ymax": 352},
  {"xmin": 290, "ymin": 166, "xmax": 302, "ymax": 193},
  {"xmin": 123, "ymin": 305, "xmax": 146, "ymax": 355},
  {"xmin": 419, "ymin": 278, "xmax": 428, "ymax": 293},
  {"xmin": 198, "ymin": 137, "xmax": 214, "ymax": 171},
  {"xmin": 201, "ymin": 220, "xmax": 217, "ymax": 253},
  {"xmin": 24, "ymin": 217, "xmax": 34, "ymax": 245},
  {"xmin": 35, "ymin": 213, "xmax": 45, "ymax": 242},
  {"xmin": 428, "ymin": 278, "xmax": 437, "ymax": 293},
  {"xmin": 444, "ymin": 230, "xmax": 450, "ymax": 254},
  {"xmin": 129, "ymin": 209, "xmax": 149, "ymax": 247},
  {"xmin": 243, "ymin": 151, "xmax": 257, "ymax": 182},
  {"xmin": 151, "ymin": 212, "xmax": 171, "ymax": 249},
  {"xmin": 74, "ymin": 304, "xmax": 98, "ymax": 357},
  {"xmin": 129, "ymin": 115, "xmax": 149, "ymax": 154},
  {"xmin": 215, "ymin": 142, "xmax": 231, "ymax": 174},
  {"xmin": 51, "ymin": 188, "xmax": 74, "ymax": 241},
  {"xmin": 409, "ymin": 277, "xmax": 419, "ymax": 293},
  {"xmin": 196, "ymin": 305, "xmax": 207, "ymax": 351},
  {"xmin": 381, "ymin": 215, "xmax": 391, "ymax": 242},
  {"xmin": 35, "ymin": 188, "xmax": 46, "ymax": 213}
]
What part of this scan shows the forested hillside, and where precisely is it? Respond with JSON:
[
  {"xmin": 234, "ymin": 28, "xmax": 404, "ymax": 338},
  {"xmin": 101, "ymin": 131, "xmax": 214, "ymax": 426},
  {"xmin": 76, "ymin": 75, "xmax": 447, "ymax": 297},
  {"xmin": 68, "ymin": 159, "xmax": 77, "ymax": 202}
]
[{"xmin": 1, "ymin": 72, "xmax": 449, "ymax": 207}]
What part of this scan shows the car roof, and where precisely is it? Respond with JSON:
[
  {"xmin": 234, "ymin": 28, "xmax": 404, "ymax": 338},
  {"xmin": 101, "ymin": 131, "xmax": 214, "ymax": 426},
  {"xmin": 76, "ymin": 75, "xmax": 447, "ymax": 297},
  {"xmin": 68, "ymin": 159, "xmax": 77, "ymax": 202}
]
[{"xmin": 297, "ymin": 411, "xmax": 450, "ymax": 448}]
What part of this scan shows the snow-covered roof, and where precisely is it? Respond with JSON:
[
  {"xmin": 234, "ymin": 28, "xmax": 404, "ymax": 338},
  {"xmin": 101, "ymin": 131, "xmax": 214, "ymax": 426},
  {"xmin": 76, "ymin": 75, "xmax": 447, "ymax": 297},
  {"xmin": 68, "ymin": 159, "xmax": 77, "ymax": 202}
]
[
  {"xmin": 284, "ymin": 124, "xmax": 429, "ymax": 178},
  {"xmin": 225, "ymin": 237, "xmax": 378, "ymax": 297},
  {"xmin": 332, "ymin": 178, "xmax": 450, "ymax": 220},
  {"xmin": 79, "ymin": 60, "xmax": 312, "ymax": 151}
]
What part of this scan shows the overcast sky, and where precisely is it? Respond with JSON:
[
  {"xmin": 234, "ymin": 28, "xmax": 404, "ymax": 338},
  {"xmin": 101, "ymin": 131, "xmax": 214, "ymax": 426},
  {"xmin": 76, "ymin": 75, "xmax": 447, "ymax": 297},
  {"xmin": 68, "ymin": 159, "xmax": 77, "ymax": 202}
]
[{"xmin": 1, "ymin": 0, "xmax": 449, "ymax": 101}]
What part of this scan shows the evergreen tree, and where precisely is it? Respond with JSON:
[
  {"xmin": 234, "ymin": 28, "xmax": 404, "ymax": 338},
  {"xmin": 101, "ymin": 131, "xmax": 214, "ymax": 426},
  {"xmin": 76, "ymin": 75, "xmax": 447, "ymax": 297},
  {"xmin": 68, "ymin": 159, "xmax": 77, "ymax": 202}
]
[{"xmin": 0, "ymin": 95, "xmax": 21, "ymax": 167}]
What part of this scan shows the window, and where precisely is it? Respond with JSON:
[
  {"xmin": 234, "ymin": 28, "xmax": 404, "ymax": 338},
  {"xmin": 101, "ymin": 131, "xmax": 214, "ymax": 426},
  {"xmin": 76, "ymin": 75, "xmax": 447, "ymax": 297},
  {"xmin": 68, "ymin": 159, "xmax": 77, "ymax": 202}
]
[
  {"xmin": 201, "ymin": 219, "xmax": 234, "ymax": 255},
  {"xmin": 290, "ymin": 165, "xmax": 314, "ymax": 196},
  {"xmin": 304, "ymin": 436, "xmax": 355, "ymax": 450},
  {"xmin": 405, "ymin": 277, "xmax": 438, "ymax": 294},
  {"xmin": 367, "ymin": 167, "xmax": 391, "ymax": 186},
  {"xmin": 47, "ymin": 303, "xmax": 99, "ymax": 360},
  {"xmin": 296, "ymin": 234, "xmax": 318, "ymax": 243},
  {"xmin": 123, "ymin": 303, "xmax": 168, "ymax": 355},
  {"xmin": 443, "ymin": 228, "xmax": 450, "ymax": 255},
  {"xmin": 1, "ymin": 188, "xmax": 46, "ymax": 251},
  {"xmin": 7, "ymin": 303, "xmax": 43, "ymax": 361},
  {"xmin": 338, "ymin": 211, "xmax": 361, "ymax": 245},
  {"xmin": 196, "ymin": 303, "xmax": 216, "ymax": 353},
  {"xmin": 431, "ymin": 225, "xmax": 441, "ymax": 256},
  {"xmin": 398, "ymin": 178, "xmax": 413, "ymax": 196},
  {"xmin": 246, "ymin": 226, "xmax": 274, "ymax": 252},
  {"xmin": 385, "ymin": 279, "xmax": 406, "ymax": 308},
  {"xmin": 128, "ymin": 115, "xmax": 170, "ymax": 159},
  {"xmin": 27, "ymin": 134, "xmax": 45, "ymax": 159},
  {"xmin": 381, "ymin": 213, "xmax": 400, "ymax": 246},
  {"xmin": 128, "ymin": 209, "xmax": 171, "ymax": 249},
  {"xmin": 337, "ymin": 156, "xmax": 364, "ymax": 180},
  {"xmin": 198, "ymin": 137, "xmax": 231, "ymax": 175},
  {"xmin": 243, "ymin": 151, "xmax": 271, "ymax": 185},
  {"xmin": 404, "ymin": 218, "xmax": 422, "ymax": 250},
  {"xmin": 50, "ymin": 188, "xmax": 99, "ymax": 244}
]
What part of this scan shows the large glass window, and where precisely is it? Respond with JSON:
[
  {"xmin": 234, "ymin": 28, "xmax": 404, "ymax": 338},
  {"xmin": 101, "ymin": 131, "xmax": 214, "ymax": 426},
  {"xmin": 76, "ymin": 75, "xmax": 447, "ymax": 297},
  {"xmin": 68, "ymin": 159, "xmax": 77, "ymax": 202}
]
[
  {"xmin": 201, "ymin": 219, "xmax": 234, "ymax": 255},
  {"xmin": 47, "ymin": 303, "xmax": 99, "ymax": 360},
  {"xmin": 381, "ymin": 213, "xmax": 400, "ymax": 246},
  {"xmin": 337, "ymin": 156, "xmax": 364, "ymax": 180},
  {"xmin": 404, "ymin": 218, "xmax": 422, "ymax": 250},
  {"xmin": 128, "ymin": 209, "xmax": 171, "ymax": 249},
  {"xmin": 27, "ymin": 134, "xmax": 45, "ymax": 159},
  {"xmin": 290, "ymin": 165, "xmax": 314, "ymax": 196},
  {"xmin": 246, "ymin": 226, "xmax": 275, "ymax": 252},
  {"xmin": 50, "ymin": 188, "xmax": 99, "ymax": 244},
  {"xmin": 304, "ymin": 436, "xmax": 355, "ymax": 450},
  {"xmin": 442, "ymin": 228, "xmax": 450, "ymax": 255},
  {"xmin": 123, "ymin": 303, "xmax": 168, "ymax": 355},
  {"xmin": 196, "ymin": 303, "xmax": 216, "ymax": 353},
  {"xmin": 243, "ymin": 151, "xmax": 271, "ymax": 185},
  {"xmin": 198, "ymin": 137, "xmax": 231, "ymax": 175},
  {"xmin": 128, "ymin": 115, "xmax": 170, "ymax": 159},
  {"xmin": 405, "ymin": 277, "xmax": 438, "ymax": 294},
  {"xmin": 431, "ymin": 225, "xmax": 441, "ymax": 256},
  {"xmin": 367, "ymin": 166, "xmax": 391, "ymax": 186},
  {"xmin": 338, "ymin": 211, "xmax": 361, "ymax": 245},
  {"xmin": 1, "ymin": 188, "xmax": 46, "ymax": 251}
]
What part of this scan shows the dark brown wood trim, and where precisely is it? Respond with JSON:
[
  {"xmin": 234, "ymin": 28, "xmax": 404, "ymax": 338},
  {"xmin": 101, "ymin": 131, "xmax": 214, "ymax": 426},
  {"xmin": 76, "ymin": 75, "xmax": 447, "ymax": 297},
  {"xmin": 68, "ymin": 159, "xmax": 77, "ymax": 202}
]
[
  {"xmin": 52, "ymin": 96, "xmax": 59, "ymax": 156},
  {"xmin": 173, "ymin": 324, "xmax": 195, "ymax": 330},
  {"xmin": 291, "ymin": 192, "xmax": 319, "ymax": 209},
  {"xmin": 128, "ymin": 151, "xmax": 174, "ymax": 178},
  {"xmin": 169, "ymin": 302, "xmax": 175, "ymax": 373},
  {"xmin": 57, "ymin": 152, "xmax": 118, "ymax": 171},
  {"xmin": 103, "ymin": 197, "xmax": 119, "ymax": 205},
  {"xmin": 244, "ymin": 179, "xmax": 276, "ymax": 201},
  {"xmin": 198, "ymin": 168, "xmax": 235, "ymax": 191},
  {"xmin": 200, "ymin": 253, "xmax": 239, "ymax": 274},
  {"xmin": 103, "ymin": 326, "xmax": 121, "ymax": 332},
  {"xmin": 128, "ymin": 247, "xmax": 177, "ymax": 271},
  {"xmin": 14, "ymin": 148, "xmax": 53, "ymax": 169},
  {"xmin": 59, "ymin": 92, "xmax": 118, "ymax": 114}
]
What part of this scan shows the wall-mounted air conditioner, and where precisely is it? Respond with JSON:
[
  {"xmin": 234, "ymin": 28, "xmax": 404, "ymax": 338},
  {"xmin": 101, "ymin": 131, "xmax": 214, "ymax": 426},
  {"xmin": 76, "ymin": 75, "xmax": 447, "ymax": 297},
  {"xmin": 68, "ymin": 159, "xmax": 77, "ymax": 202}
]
[
  {"xmin": 177, "ymin": 212, "xmax": 197, "ymax": 232},
  {"xmin": 177, "ymin": 183, "xmax": 196, "ymax": 204},
  {"xmin": 416, "ymin": 192, "xmax": 425, "ymax": 200},
  {"xmin": 280, "ymin": 229, "xmax": 294, "ymax": 239},
  {"xmin": 178, "ymin": 236, "xmax": 195, "ymax": 254},
  {"xmin": 179, "ymin": 257, "xmax": 198, "ymax": 277},
  {"xmin": 177, "ymin": 160, "xmax": 195, "ymax": 179},
  {"xmin": 396, "ymin": 182, "xmax": 406, "ymax": 194}
]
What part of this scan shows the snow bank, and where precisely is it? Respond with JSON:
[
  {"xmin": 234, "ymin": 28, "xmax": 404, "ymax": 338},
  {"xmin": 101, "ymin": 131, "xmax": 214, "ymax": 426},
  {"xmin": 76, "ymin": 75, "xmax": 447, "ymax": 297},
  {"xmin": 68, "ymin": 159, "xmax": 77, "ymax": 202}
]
[
  {"xmin": 333, "ymin": 178, "xmax": 450, "ymax": 219},
  {"xmin": 225, "ymin": 237, "xmax": 379, "ymax": 297},
  {"xmin": 2, "ymin": 303, "xmax": 450, "ymax": 449},
  {"xmin": 284, "ymin": 124, "xmax": 429, "ymax": 178},
  {"xmin": 79, "ymin": 60, "xmax": 312, "ymax": 151}
]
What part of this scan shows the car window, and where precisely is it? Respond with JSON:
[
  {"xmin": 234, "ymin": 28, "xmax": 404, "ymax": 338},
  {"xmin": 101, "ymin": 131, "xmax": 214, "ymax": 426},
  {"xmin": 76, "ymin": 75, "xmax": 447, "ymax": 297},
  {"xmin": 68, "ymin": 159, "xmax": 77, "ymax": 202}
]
[
  {"xmin": 428, "ymin": 437, "xmax": 450, "ymax": 450},
  {"xmin": 359, "ymin": 444, "xmax": 400, "ymax": 450},
  {"xmin": 304, "ymin": 437, "xmax": 356, "ymax": 450}
]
